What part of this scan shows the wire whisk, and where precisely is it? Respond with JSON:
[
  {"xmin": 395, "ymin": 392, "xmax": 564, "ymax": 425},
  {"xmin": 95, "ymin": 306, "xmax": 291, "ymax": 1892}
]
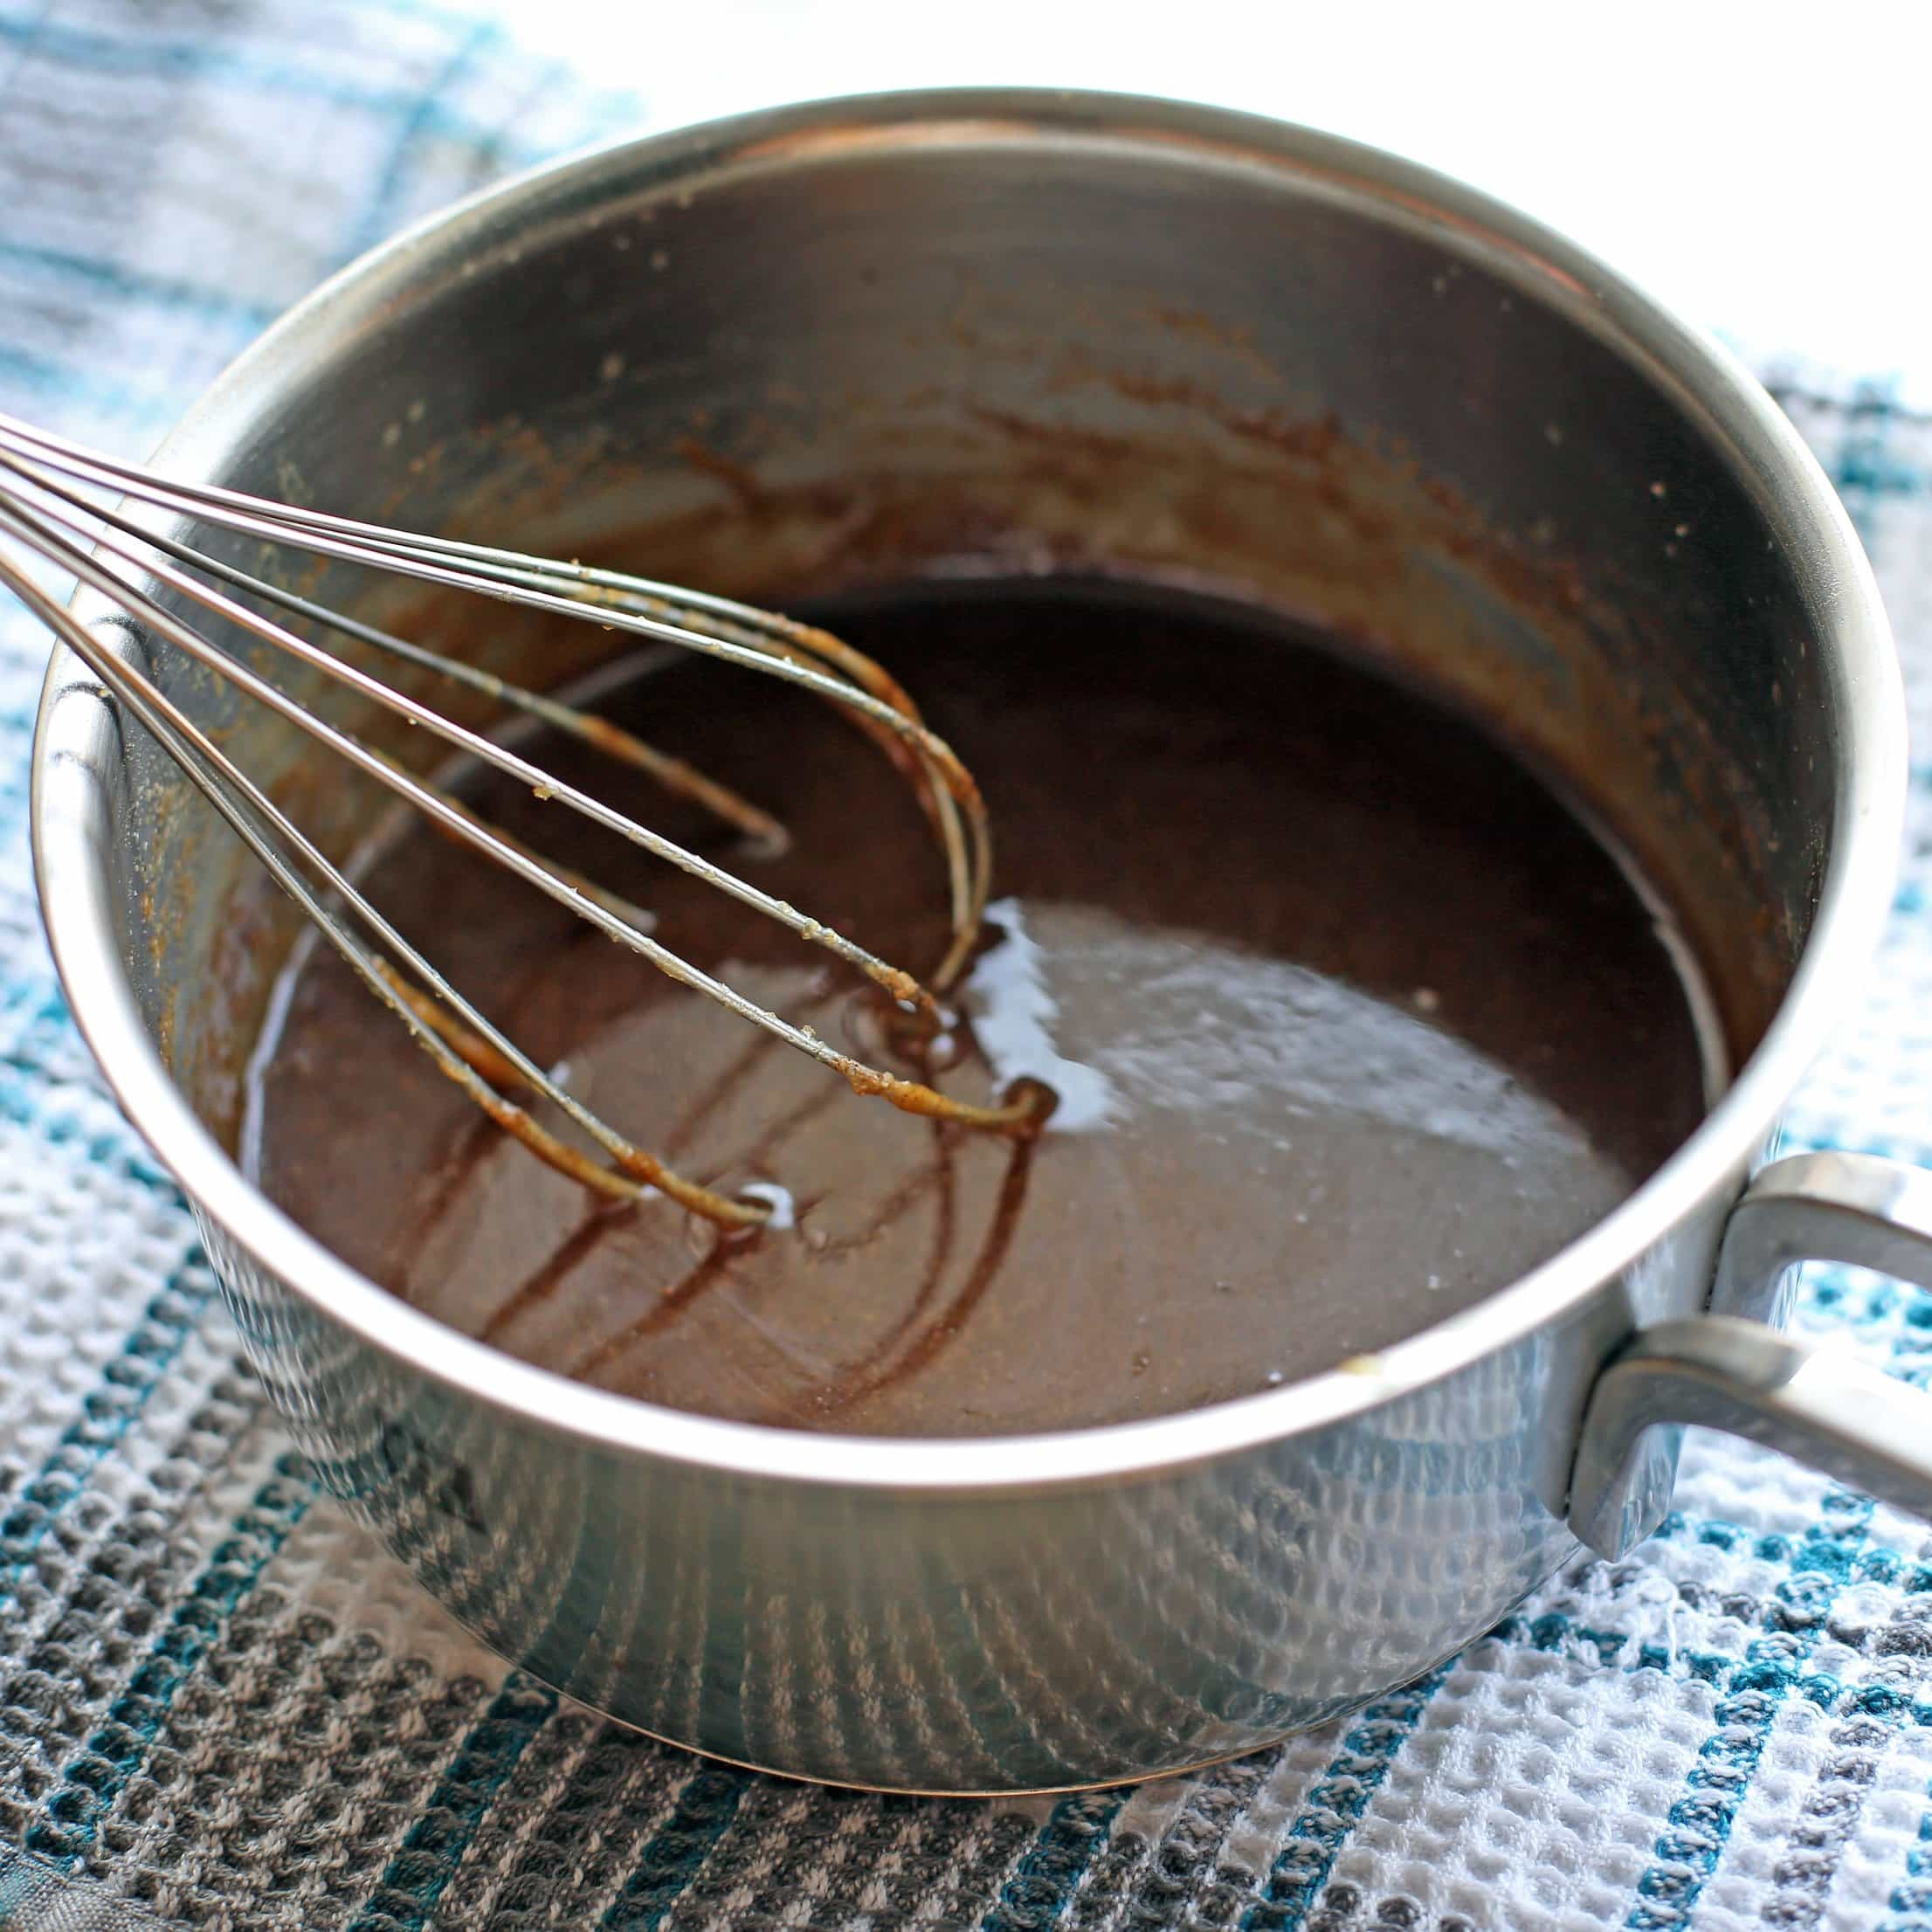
[{"xmin": 0, "ymin": 414, "xmax": 1054, "ymax": 1231}]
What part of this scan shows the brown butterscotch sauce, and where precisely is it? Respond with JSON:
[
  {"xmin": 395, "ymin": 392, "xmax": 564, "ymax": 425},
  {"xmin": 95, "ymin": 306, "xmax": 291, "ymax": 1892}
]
[{"xmin": 246, "ymin": 578, "xmax": 1715, "ymax": 1435}]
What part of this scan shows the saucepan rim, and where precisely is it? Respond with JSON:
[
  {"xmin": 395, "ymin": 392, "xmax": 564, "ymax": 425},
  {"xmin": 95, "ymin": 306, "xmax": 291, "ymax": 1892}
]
[{"xmin": 29, "ymin": 86, "xmax": 1904, "ymax": 1494}]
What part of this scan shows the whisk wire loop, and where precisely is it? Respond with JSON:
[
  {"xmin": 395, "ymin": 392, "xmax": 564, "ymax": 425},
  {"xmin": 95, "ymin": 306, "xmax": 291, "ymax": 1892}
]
[{"xmin": 1, "ymin": 414, "xmax": 1051, "ymax": 1228}]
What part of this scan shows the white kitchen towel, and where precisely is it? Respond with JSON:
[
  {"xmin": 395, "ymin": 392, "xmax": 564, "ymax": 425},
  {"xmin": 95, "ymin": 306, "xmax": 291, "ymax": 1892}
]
[{"xmin": 2, "ymin": 4, "xmax": 1932, "ymax": 1929}]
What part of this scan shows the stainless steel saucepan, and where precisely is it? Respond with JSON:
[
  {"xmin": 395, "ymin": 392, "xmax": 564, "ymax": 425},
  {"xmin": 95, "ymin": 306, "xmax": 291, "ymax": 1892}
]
[{"xmin": 31, "ymin": 89, "xmax": 1932, "ymax": 1793}]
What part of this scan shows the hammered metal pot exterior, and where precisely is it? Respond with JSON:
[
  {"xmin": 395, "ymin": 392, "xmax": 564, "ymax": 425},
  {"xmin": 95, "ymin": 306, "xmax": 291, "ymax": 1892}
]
[
  {"xmin": 31, "ymin": 92, "xmax": 1901, "ymax": 1791},
  {"xmin": 193, "ymin": 1204, "xmax": 1717, "ymax": 1790}
]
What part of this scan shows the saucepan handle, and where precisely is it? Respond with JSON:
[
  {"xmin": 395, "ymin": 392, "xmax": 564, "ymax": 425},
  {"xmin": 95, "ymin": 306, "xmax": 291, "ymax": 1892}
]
[{"xmin": 1569, "ymin": 1151, "xmax": 1932, "ymax": 1559}]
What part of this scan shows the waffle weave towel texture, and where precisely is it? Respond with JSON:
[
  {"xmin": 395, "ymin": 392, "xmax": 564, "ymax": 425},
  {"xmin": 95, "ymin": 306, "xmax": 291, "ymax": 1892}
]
[{"xmin": 3, "ymin": 3, "xmax": 1932, "ymax": 1928}]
